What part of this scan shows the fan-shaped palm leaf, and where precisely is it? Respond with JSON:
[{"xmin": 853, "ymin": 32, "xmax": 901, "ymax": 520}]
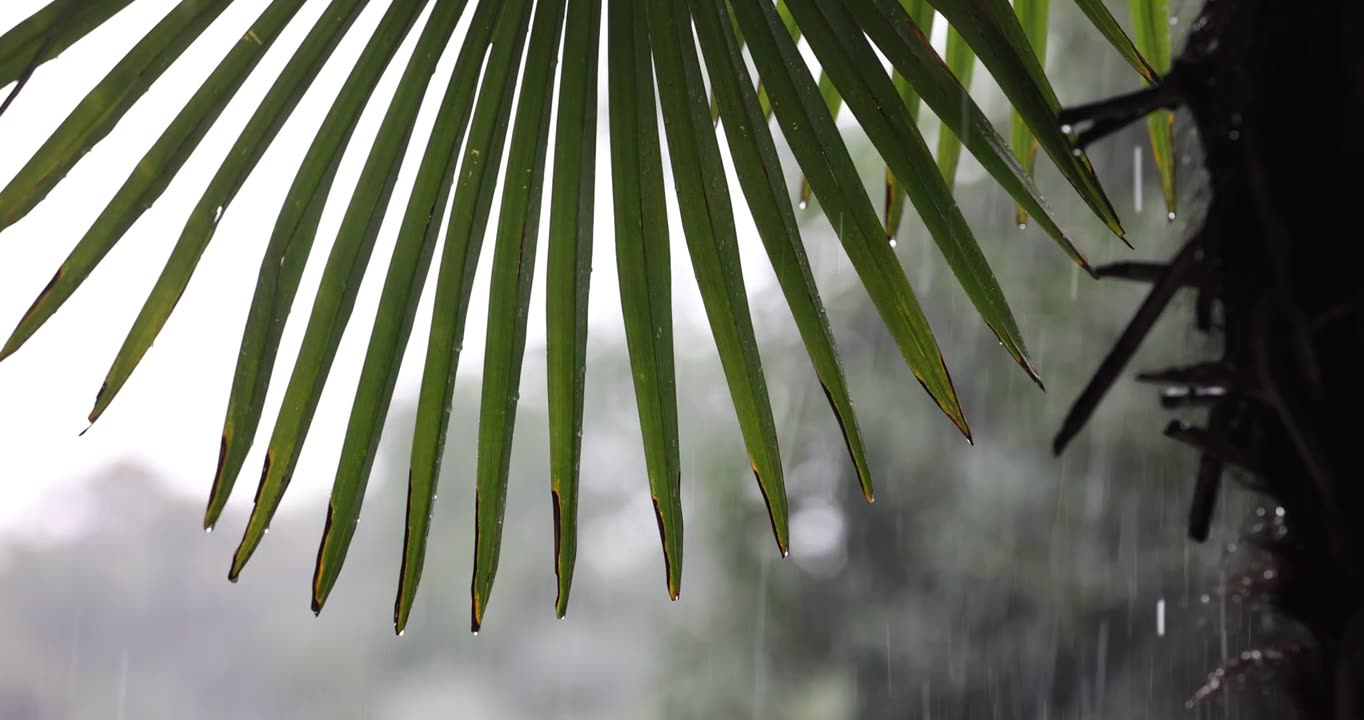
[{"xmin": 0, "ymin": 0, "xmax": 1175, "ymax": 629}]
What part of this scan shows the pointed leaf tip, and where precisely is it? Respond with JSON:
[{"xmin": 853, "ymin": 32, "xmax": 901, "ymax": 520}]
[{"xmin": 87, "ymin": 382, "xmax": 108, "ymax": 424}]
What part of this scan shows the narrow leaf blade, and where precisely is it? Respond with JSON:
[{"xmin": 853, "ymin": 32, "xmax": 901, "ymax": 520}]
[
  {"xmin": 0, "ymin": 0, "xmax": 137, "ymax": 89},
  {"xmin": 87, "ymin": 0, "xmax": 374, "ymax": 529},
  {"xmin": 471, "ymin": 0, "xmax": 567, "ymax": 632},
  {"xmin": 935, "ymin": 25, "xmax": 975, "ymax": 188},
  {"xmin": 606, "ymin": 0, "xmax": 684, "ymax": 599},
  {"xmin": 1130, "ymin": 0, "xmax": 1175, "ymax": 215},
  {"xmin": 850, "ymin": 0, "xmax": 1091, "ymax": 271},
  {"xmin": 731, "ymin": 0, "xmax": 969, "ymax": 437},
  {"xmin": 647, "ymin": 0, "xmax": 788, "ymax": 553},
  {"xmin": 289, "ymin": 0, "xmax": 472, "ymax": 616},
  {"xmin": 916, "ymin": 0, "xmax": 1124, "ymax": 237},
  {"xmin": 1075, "ymin": 0, "xmax": 1160, "ymax": 84},
  {"xmin": 0, "ymin": 0, "xmax": 232, "ymax": 231},
  {"xmin": 1, "ymin": 0, "xmax": 309, "ymax": 361},
  {"xmin": 884, "ymin": 0, "xmax": 934, "ymax": 238},
  {"xmin": 789, "ymin": 0, "xmax": 1037, "ymax": 383},
  {"xmin": 405, "ymin": 0, "xmax": 534, "ymax": 632},
  {"xmin": 691, "ymin": 0, "xmax": 873, "ymax": 500},
  {"xmin": 384, "ymin": 0, "xmax": 504, "ymax": 634},
  {"xmin": 545, "ymin": 0, "xmax": 602, "ymax": 618},
  {"xmin": 1009, "ymin": 0, "xmax": 1047, "ymax": 226},
  {"xmin": 226, "ymin": 0, "xmax": 432, "ymax": 580}
]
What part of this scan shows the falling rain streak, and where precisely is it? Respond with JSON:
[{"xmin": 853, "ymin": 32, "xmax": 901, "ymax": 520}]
[{"xmin": 1134, "ymin": 145, "xmax": 1144, "ymax": 213}]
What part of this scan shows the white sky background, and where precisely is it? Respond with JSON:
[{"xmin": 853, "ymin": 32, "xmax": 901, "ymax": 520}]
[{"xmin": 2, "ymin": 0, "xmax": 908, "ymax": 532}]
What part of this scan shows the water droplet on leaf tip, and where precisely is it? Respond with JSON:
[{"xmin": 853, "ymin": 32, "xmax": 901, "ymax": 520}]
[
  {"xmin": 1017, "ymin": 223, "xmax": 1027, "ymax": 230},
  {"xmin": 1167, "ymin": 211, "xmax": 1177, "ymax": 221},
  {"xmin": 1060, "ymin": 123, "xmax": 1073, "ymax": 134},
  {"xmin": 889, "ymin": 239, "xmax": 897, "ymax": 248},
  {"xmin": 798, "ymin": 200, "xmax": 808, "ymax": 210},
  {"xmin": 472, "ymin": 630, "xmax": 479, "ymax": 637},
  {"xmin": 205, "ymin": 527, "xmax": 213, "ymax": 534},
  {"xmin": 397, "ymin": 630, "xmax": 405, "ymax": 637}
]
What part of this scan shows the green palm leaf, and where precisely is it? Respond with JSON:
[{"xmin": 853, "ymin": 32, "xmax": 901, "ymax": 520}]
[
  {"xmin": 756, "ymin": 0, "xmax": 802, "ymax": 121},
  {"xmin": 790, "ymin": 0, "xmax": 1036, "ymax": 382},
  {"xmin": 258, "ymin": 0, "xmax": 468, "ymax": 597},
  {"xmin": 0, "ymin": 0, "xmax": 136, "ymax": 89},
  {"xmin": 918, "ymin": 0, "xmax": 1124, "ymax": 238},
  {"xmin": 935, "ymin": 26, "xmax": 976, "ymax": 188},
  {"xmin": 0, "ymin": 0, "xmax": 231, "ymax": 231},
  {"xmin": 407, "ymin": 0, "xmax": 534, "ymax": 632},
  {"xmin": 290, "ymin": 0, "xmax": 474, "ymax": 618},
  {"xmin": 471, "ymin": 0, "xmax": 567, "ymax": 633},
  {"xmin": 798, "ymin": 70, "xmax": 845, "ymax": 209},
  {"xmin": 692, "ymin": 0, "xmax": 872, "ymax": 501},
  {"xmin": 1130, "ymin": 0, "xmax": 1176, "ymax": 216},
  {"xmin": 224, "ymin": 0, "xmax": 432, "ymax": 580},
  {"xmin": 1, "ymin": 0, "xmax": 309, "ymax": 362},
  {"xmin": 730, "ymin": 0, "xmax": 968, "ymax": 436},
  {"xmin": 883, "ymin": 0, "xmax": 933, "ymax": 239},
  {"xmin": 0, "ymin": 0, "xmax": 1172, "ymax": 628},
  {"xmin": 94, "ymin": 0, "xmax": 375, "ymax": 526},
  {"xmin": 382, "ymin": 0, "xmax": 505, "ymax": 634},
  {"xmin": 1073, "ymin": 0, "xmax": 1160, "ymax": 84},
  {"xmin": 607, "ymin": 0, "xmax": 684, "ymax": 601},
  {"xmin": 1009, "ymin": 0, "xmax": 1046, "ymax": 227},
  {"xmin": 545, "ymin": 0, "xmax": 603, "ymax": 618},
  {"xmin": 647, "ymin": 0, "xmax": 789, "ymax": 555}
]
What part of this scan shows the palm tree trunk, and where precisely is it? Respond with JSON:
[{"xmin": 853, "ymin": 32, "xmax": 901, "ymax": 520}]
[{"xmin": 1062, "ymin": 0, "xmax": 1363, "ymax": 715}]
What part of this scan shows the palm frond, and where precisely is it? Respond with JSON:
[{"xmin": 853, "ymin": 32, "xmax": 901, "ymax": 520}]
[
  {"xmin": 0, "ymin": 0, "xmax": 1175, "ymax": 629},
  {"xmin": 1009, "ymin": 0, "xmax": 1045, "ymax": 226},
  {"xmin": 934, "ymin": 25, "xmax": 975, "ymax": 188},
  {"xmin": 882, "ymin": 0, "xmax": 933, "ymax": 238},
  {"xmin": 1129, "ymin": 0, "xmax": 1176, "ymax": 216},
  {"xmin": 606, "ymin": 0, "xmax": 683, "ymax": 610}
]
